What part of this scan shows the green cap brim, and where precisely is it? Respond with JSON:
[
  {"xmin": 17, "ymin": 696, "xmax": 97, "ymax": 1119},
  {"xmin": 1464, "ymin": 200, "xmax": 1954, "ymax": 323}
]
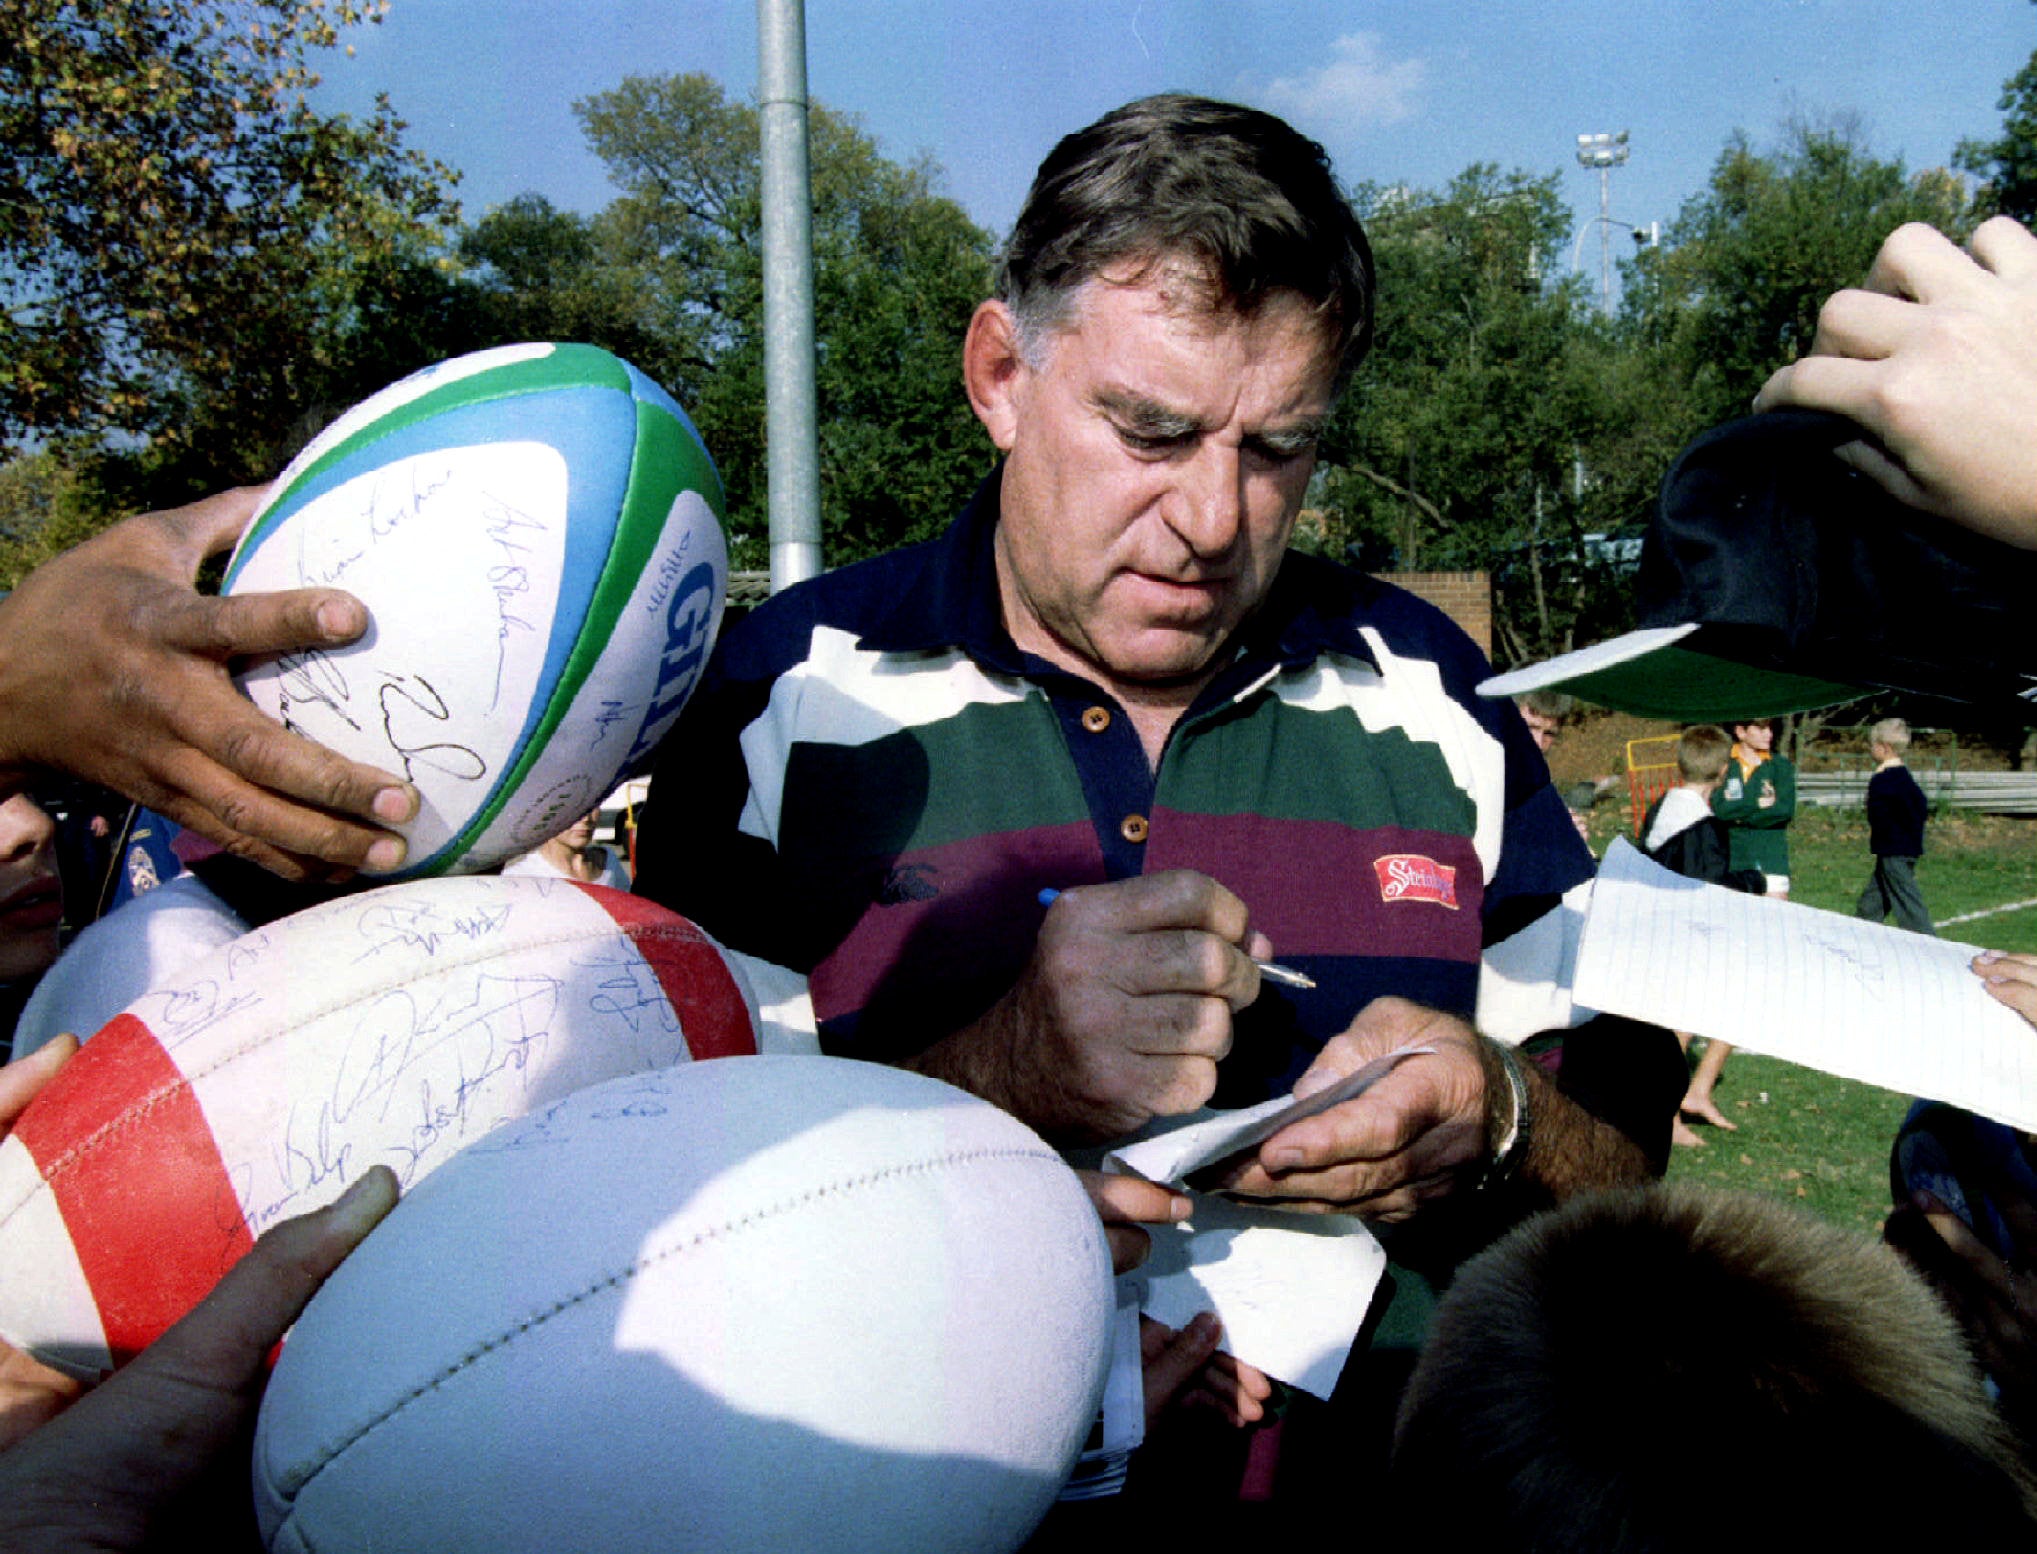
[{"xmin": 1479, "ymin": 625, "xmax": 1866, "ymax": 722}]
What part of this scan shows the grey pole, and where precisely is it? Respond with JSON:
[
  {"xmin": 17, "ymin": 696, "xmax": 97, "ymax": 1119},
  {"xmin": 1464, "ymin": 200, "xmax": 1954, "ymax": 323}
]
[
  {"xmin": 1598, "ymin": 162, "xmax": 1612, "ymax": 313},
  {"xmin": 758, "ymin": 0, "xmax": 822, "ymax": 590},
  {"xmin": 1573, "ymin": 131, "xmax": 1629, "ymax": 312}
]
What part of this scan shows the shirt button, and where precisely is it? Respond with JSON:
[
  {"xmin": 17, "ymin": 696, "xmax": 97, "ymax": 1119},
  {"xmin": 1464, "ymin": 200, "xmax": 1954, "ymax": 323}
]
[
  {"xmin": 1081, "ymin": 705, "xmax": 1111, "ymax": 733},
  {"xmin": 1120, "ymin": 814, "xmax": 1149, "ymax": 844}
]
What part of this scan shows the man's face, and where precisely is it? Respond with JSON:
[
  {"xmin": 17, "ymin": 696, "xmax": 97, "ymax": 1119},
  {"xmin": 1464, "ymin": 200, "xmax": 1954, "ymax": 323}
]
[
  {"xmin": 971, "ymin": 267, "xmax": 1336, "ymax": 699},
  {"xmin": 1735, "ymin": 721, "xmax": 1774, "ymax": 755}
]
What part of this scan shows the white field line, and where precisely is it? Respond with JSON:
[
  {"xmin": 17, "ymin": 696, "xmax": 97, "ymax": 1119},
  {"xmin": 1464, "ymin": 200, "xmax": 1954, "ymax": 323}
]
[{"xmin": 1937, "ymin": 897, "xmax": 2037, "ymax": 929}]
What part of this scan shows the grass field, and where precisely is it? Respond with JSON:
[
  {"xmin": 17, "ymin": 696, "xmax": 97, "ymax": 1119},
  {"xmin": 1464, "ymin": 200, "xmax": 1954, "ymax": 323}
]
[{"xmin": 1578, "ymin": 801, "xmax": 2037, "ymax": 1235}]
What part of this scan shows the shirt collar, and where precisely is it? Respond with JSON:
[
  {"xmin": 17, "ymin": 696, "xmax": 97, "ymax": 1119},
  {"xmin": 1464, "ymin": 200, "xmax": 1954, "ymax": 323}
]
[
  {"xmin": 855, "ymin": 464, "xmax": 1381, "ymax": 682},
  {"xmin": 857, "ymin": 469, "xmax": 1021, "ymax": 668}
]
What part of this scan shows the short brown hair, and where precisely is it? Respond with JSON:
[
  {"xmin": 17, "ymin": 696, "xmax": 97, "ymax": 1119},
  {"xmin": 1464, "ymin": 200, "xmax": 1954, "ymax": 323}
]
[
  {"xmin": 1516, "ymin": 690, "xmax": 1574, "ymax": 723},
  {"xmin": 996, "ymin": 94, "xmax": 1375, "ymax": 383},
  {"xmin": 1391, "ymin": 1185, "xmax": 2037, "ymax": 1549},
  {"xmin": 1677, "ymin": 724, "xmax": 1732, "ymax": 784}
]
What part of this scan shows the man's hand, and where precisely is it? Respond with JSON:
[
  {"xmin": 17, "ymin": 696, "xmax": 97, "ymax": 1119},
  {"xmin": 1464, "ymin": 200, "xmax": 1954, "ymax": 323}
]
[
  {"xmin": 1216, "ymin": 998, "xmax": 1494, "ymax": 1219},
  {"xmin": 0, "ymin": 1165, "xmax": 398, "ymax": 1553},
  {"xmin": 1754, "ymin": 216, "xmax": 2037, "ymax": 548},
  {"xmin": 907, "ymin": 871, "xmax": 1268, "ymax": 1140},
  {"xmin": 0, "ymin": 488, "xmax": 419, "ymax": 880}
]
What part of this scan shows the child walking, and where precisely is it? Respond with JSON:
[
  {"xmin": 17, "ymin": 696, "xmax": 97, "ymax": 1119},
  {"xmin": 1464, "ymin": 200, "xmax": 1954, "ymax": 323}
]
[{"xmin": 1855, "ymin": 717, "xmax": 1934, "ymax": 935}]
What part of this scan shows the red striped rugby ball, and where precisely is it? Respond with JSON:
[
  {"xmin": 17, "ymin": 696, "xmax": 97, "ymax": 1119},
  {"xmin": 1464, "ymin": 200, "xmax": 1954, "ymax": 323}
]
[{"xmin": 0, "ymin": 874, "xmax": 759, "ymax": 1382}]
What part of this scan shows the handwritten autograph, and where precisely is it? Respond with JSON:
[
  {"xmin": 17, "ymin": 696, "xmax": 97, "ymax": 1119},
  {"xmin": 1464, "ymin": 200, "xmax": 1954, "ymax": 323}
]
[{"xmin": 245, "ymin": 971, "xmax": 566, "ymax": 1235}]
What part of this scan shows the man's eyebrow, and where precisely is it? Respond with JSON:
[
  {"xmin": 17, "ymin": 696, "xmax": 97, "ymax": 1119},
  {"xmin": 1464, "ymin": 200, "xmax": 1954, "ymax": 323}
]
[
  {"xmin": 1092, "ymin": 387, "xmax": 1202, "ymax": 438},
  {"xmin": 1248, "ymin": 416, "xmax": 1327, "ymax": 452},
  {"xmin": 1091, "ymin": 388, "xmax": 1324, "ymax": 448}
]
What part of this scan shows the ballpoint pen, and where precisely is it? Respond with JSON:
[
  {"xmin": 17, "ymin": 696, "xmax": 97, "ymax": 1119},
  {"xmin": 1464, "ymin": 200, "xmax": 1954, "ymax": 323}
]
[{"xmin": 1035, "ymin": 887, "xmax": 1316, "ymax": 990}]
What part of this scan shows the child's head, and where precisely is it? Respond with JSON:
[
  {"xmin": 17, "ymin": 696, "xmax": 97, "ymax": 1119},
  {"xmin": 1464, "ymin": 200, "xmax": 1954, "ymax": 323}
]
[
  {"xmin": 1731, "ymin": 717, "xmax": 1777, "ymax": 754},
  {"xmin": 1390, "ymin": 1184, "xmax": 2037, "ymax": 1549},
  {"xmin": 1516, "ymin": 690, "xmax": 1574, "ymax": 754},
  {"xmin": 1676, "ymin": 724, "xmax": 1732, "ymax": 786},
  {"xmin": 1870, "ymin": 716, "xmax": 1912, "ymax": 760}
]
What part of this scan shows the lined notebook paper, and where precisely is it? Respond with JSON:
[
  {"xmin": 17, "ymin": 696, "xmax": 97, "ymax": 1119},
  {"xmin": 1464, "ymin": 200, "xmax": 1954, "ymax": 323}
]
[{"xmin": 1574, "ymin": 839, "xmax": 2037, "ymax": 1132}]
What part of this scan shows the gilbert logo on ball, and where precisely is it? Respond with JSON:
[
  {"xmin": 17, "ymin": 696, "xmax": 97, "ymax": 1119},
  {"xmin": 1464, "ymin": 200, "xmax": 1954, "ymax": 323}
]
[
  {"xmin": 224, "ymin": 342, "xmax": 727, "ymax": 878},
  {"xmin": 0, "ymin": 874, "xmax": 759, "ymax": 1382},
  {"xmin": 253, "ymin": 1057, "xmax": 1115, "ymax": 1554}
]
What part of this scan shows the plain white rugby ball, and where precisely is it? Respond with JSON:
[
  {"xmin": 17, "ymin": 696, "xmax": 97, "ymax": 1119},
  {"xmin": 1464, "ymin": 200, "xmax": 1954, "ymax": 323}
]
[{"xmin": 253, "ymin": 1056, "xmax": 1114, "ymax": 1554}]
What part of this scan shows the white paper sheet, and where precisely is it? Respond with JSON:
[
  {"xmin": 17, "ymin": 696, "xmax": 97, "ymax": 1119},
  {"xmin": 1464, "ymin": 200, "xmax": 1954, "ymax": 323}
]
[
  {"xmin": 1130, "ymin": 1197, "xmax": 1385, "ymax": 1400},
  {"xmin": 1096, "ymin": 1051, "xmax": 1419, "ymax": 1398},
  {"xmin": 1574, "ymin": 838, "xmax": 2037, "ymax": 1132},
  {"xmin": 1104, "ymin": 1044, "xmax": 1431, "ymax": 1190}
]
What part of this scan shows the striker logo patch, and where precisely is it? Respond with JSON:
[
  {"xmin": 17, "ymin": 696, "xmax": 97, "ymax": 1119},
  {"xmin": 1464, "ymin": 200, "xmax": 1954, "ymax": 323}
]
[{"xmin": 1374, "ymin": 853, "xmax": 1458, "ymax": 909}]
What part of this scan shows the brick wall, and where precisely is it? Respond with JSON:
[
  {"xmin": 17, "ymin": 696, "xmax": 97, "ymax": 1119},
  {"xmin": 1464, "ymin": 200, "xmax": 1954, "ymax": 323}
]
[{"xmin": 1379, "ymin": 571, "xmax": 1491, "ymax": 657}]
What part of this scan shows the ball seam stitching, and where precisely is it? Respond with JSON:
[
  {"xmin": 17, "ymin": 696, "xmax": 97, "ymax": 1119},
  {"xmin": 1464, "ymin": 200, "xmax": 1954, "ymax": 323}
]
[{"xmin": 275, "ymin": 1144, "xmax": 1063, "ymax": 1511}]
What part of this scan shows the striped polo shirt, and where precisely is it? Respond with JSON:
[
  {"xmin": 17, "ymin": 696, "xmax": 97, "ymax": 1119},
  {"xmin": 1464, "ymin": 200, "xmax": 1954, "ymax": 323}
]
[{"xmin": 637, "ymin": 476, "xmax": 1593, "ymax": 1106}]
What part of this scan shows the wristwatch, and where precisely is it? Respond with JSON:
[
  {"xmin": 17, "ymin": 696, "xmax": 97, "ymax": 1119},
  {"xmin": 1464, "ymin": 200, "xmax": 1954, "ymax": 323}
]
[{"xmin": 1477, "ymin": 1039, "xmax": 1532, "ymax": 1193}]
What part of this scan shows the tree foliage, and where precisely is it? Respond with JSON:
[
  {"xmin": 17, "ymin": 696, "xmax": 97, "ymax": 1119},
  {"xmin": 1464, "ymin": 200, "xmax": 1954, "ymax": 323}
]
[
  {"xmin": 0, "ymin": 450, "xmax": 100, "ymax": 587},
  {"xmin": 1311, "ymin": 120, "xmax": 1977, "ymax": 667},
  {"xmin": 11, "ymin": 27, "xmax": 2025, "ymax": 680},
  {"xmin": 1957, "ymin": 16, "xmax": 2037, "ymax": 222},
  {"xmin": 1318, "ymin": 167, "xmax": 1616, "ymax": 661},
  {"xmin": 1619, "ymin": 120, "xmax": 1970, "ymax": 432},
  {"xmin": 0, "ymin": 0, "xmax": 456, "ymax": 480},
  {"xmin": 572, "ymin": 73, "xmax": 996, "ymax": 568}
]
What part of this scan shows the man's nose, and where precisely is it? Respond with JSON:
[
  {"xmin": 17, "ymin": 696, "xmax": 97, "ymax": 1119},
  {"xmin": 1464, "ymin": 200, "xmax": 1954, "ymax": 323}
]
[{"xmin": 1171, "ymin": 444, "xmax": 1245, "ymax": 558}]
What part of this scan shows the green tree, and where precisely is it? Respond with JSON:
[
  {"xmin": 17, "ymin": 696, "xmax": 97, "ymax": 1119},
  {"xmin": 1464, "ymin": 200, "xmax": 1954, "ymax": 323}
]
[
  {"xmin": 1619, "ymin": 120, "xmax": 1970, "ymax": 433},
  {"xmin": 1957, "ymin": 20, "xmax": 2037, "ymax": 222},
  {"xmin": 0, "ymin": 0, "xmax": 456, "ymax": 486},
  {"xmin": 0, "ymin": 452, "xmax": 100, "ymax": 587},
  {"xmin": 1322, "ymin": 167, "xmax": 1610, "ymax": 662},
  {"xmin": 573, "ymin": 73, "xmax": 996, "ymax": 569},
  {"xmin": 1547, "ymin": 119, "xmax": 1978, "ymax": 632},
  {"xmin": 457, "ymin": 194, "xmax": 666, "ymax": 368}
]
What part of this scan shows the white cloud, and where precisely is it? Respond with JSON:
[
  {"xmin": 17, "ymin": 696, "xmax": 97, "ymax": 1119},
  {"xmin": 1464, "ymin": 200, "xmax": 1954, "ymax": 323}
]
[{"xmin": 1262, "ymin": 32, "xmax": 1427, "ymax": 128}]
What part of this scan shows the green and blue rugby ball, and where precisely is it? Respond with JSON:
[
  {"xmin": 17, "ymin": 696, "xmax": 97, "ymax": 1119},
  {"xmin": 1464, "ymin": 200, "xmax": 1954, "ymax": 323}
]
[{"xmin": 224, "ymin": 343, "xmax": 726, "ymax": 878}]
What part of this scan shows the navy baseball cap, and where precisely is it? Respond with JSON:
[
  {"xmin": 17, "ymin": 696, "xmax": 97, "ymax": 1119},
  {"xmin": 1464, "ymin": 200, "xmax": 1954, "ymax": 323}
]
[{"xmin": 1481, "ymin": 409, "xmax": 2037, "ymax": 723}]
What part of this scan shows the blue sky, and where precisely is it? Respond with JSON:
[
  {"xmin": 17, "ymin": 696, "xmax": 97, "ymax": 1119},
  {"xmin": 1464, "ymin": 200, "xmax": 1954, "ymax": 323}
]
[{"xmin": 313, "ymin": 0, "xmax": 2033, "ymax": 295}]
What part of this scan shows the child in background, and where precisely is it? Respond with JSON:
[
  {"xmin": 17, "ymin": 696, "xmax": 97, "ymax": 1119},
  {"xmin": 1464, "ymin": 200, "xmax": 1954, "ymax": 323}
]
[
  {"xmin": 1514, "ymin": 690, "xmax": 1593, "ymax": 846},
  {"xmin": 502, "ymin": 808, "xmax": 631, "ymax": 889},
  {"xmin": 1642, "ymin": 725, "xmax": 1766, "ymax": 1147},
  {"xmin": 1680, "ymin": 717, "xmax": 1796, "ymax": 1143},
  {"xmin": 1713, "ymin": 717, "xmax": 1796, "ymax": 893},
  {"xmin": 1855, "ymin": 717, "xmax": 1934, "ymax": 935},
  {"xmin": 0, "ymin": 794, "xmax": 62, "ymax": 1060}
]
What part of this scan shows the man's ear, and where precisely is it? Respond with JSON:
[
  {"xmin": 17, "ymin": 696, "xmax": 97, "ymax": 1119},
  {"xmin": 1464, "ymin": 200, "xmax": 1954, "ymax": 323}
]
[{"xmin": 963, "ymin": 300, "xmax": 1028, "ymax": 452}]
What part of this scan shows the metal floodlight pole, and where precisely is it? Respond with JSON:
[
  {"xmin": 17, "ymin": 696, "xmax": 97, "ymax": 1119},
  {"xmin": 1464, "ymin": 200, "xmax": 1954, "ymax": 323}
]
[
  {"xmin": 1573, "ymin": 130, "xmax": 1630, "ymax": 312},
  {"xmin": 758, "ymin": 0, "xmax": 822, "ymax": 590}
]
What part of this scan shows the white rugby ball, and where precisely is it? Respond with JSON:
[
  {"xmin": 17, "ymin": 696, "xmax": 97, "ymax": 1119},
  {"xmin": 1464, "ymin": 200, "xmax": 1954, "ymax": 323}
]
[
  {"xmin": 0, "ymin": 874, "xmax": 759, "ymax": 1381},
  {"xmin": 253, "ymin": 1057, "xmax": 1114, "ymax": 1554},
  {"xmin": 224, "ymin": 342, "xmax": 727, "ymax": 878}
]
